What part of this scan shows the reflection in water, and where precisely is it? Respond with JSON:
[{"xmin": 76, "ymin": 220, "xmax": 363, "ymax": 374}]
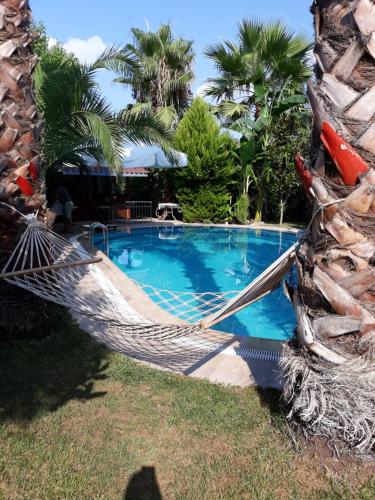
[
  {"xmin": 117, "ymin": 248, "xmax": 144, "ymax": 269},
  {"xmin": 158, "ymin": 232, "xmax": 180, "ymax": 241}
]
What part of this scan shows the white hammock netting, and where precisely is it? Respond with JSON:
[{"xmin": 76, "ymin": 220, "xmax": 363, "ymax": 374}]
[
  {"xmin": 1, "ymin": 218, "xmax": 298, "ymax": 340},
  {"xmin": 134, "ymin": 283, "xmax": 239, "ymax": 324}
]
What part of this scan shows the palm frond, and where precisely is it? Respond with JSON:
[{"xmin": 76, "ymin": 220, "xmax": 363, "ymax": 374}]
[
  {"xmin": 73, "ymin": 91, "xmax": 124, "ymax": 170},
  {"xmin": 37, "ymin": 50, "xmax": 171, "ymax": 172},
  {"xmin": 131, "ymin": 28, "xmax": 164, "ymax": 57},
  {"xmin": 155, "ymin": 105, "xmax": 178, "ymax": 129},
  {"xmin": 101, "ymin": 24, "xmax": 195, "ymax": 117},
  {"xmin": 204, "ymin": 77, "xmax": 237, "ymax": 101},
  {"xmin": 287, "ymin": 34, "xmax": 314, "ymax": 58},
  {"xmin": 92, "ymin": 45, "xmax": 139, "ymax": 77},
  {"xmin": 157, "ymin": 23, "xmax": 173, "ymax": 45},
  {"xmin": 205, "ymin": 42, "xmax": 245, "ymax": 76},
  {"xmin": 216, "ymin": 100, "xmax": 250, "ymax": 121},
  {"xmin": 118, "ymin": 106, "xmax": 173, "ymax": 146},
  {"xmin": 204, "ymin": 17, "xmax": 312, "ymax": 125},
  {"xmin": 164, "ymin": 71, "xmax": 194, "ymax": 99},
  {"xmin": 239, "ymin": 18, "xmax": 263, "ymax": 53}
]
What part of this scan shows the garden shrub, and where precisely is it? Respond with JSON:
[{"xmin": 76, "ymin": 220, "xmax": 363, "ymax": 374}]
[
  {"xmin": 233, "ymin": 193, "xmax": 250, "ymax": 224},
  {"xmin": 178, "ymin": 188, "xmax": 232, "ymax": 223},
  {"xmin": 173, "ymin": 98, "xmax": 236, "ymax": 223}
]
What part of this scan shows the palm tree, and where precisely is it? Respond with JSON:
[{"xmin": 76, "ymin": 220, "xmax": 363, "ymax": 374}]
[
  {"xmin": 0, "ymin": 0, "xmax": 48, "ymax": 337},
  {"xmin": 205, "ymin": 19, "xmax": 311, "ymax": 119},
  {"xmin": 282, "ymin": 0, "xmax": 375, "ymax": 455},
  {"xmin": 35, "ymin": 49, "xmax": 172, "ymax": 171},
  {"xmin": 205, "ymin": 19, "xmax": 312, "ymax": 221},
  {"xmin": 95, "ymin": 24, "xmax": 195, "ymax": 128}
]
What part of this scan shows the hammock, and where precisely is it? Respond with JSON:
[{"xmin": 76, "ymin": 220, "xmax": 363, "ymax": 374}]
[
  {"xmin": 0, "ymin": 216, "xmax": 298, "ymax": 340},
  {"xmin": 201, "ymin": 243, "xmax": 297, "ymax": 329}
]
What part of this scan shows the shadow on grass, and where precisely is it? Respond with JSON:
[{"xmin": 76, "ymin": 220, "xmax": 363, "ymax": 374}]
[
  {"xmin": 256, "ymin": 387, "xmax": 283, "ymax": 418},
  {"xmin": 124, "ymin": 466, "xmax": 162, "ymax": 500},
  {"xmin": 0, "ymin": 306, "xmax": 108, "ymax": 423},
  {"xmin": 231, "ymin": 344, "xmax": 285, "ymax": 423}
]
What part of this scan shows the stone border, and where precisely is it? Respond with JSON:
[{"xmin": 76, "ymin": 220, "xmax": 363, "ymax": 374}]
[{"xmin": 78, "ymin": 218, "xmax": 302, "ymax": 235}]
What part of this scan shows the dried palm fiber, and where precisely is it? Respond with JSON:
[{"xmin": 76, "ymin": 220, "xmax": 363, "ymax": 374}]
[{"xmin": 282, "ymin": 0, "xmax": 375, "ymax": 456}]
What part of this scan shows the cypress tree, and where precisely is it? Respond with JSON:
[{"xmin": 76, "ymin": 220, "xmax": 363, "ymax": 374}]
[{"xmin": 173, "ymin": 98, "xmax": 236, "ymax": 223}]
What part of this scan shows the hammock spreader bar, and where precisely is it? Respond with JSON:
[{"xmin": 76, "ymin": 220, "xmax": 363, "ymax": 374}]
[
  {"xmin": 0, "ymin": 257, "xmax": 103, "ymax": 280},
  {"xmin": 0, "ymin": 215, "xmax": 100, "ymax": 281}
]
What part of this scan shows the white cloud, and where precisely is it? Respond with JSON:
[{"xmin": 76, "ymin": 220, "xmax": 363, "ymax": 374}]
[
  {"xmin": 63, "ymin": 36, "xmax": 107, "ymax": 64},
  {"xmin": 194, "ymin": 82, "xmax": 210, "ymax": 98},
  {"xmin": 194, "ymin": 82, "xmax": 215, "ymax": 104},
  {"xmin": 306, "ymin": 49, "xmax": 315, "ymax": 65},
  {"xmin": 47, "ymin": 36, "xmax": 57, "ymax": 49}
]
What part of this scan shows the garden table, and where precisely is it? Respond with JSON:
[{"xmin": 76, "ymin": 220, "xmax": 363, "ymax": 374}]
[{"xmin": 155, "ymin": 203, "xmax": 181, "ymax": 220}]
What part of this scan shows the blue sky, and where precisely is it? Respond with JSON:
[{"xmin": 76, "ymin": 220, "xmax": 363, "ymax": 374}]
[{"xmin": 31, "ymin": 0, "xmax": 313, "ymax": 110}]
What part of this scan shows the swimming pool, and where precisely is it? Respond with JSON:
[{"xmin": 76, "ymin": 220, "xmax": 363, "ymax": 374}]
[{"xmin": 96, "ymin": 226, "xmax": 297, "ymax": 341}]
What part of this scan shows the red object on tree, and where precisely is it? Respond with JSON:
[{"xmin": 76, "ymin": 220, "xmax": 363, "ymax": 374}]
[
  {"xmin": 28, "ymin": 160, "xmax": 38, "ymax": 180},
  {"xmin": 295, "ymin": 153, "xmax": 313, "ymax": 199},
  {"xmin": 16, "ymin": 175, "xmax": 33, "ymax": 197},
  {"xmin": 320, "ymin": 122, "xmax": 369, "ymax": 186}
]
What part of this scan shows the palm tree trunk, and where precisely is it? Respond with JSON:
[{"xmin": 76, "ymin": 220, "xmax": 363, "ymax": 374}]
[
  {"xmin": 0, "ymin": 0, "xmax": 46, "ymax": 338},
  {"xmin": 282, "ymin": 0, "xmax": 375, "ymax": 455}
]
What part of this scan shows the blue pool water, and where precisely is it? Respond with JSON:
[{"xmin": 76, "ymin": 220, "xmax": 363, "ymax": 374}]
[{"xmin": 97, "ymin": 226, "xmax": 296, "ymax": 341}]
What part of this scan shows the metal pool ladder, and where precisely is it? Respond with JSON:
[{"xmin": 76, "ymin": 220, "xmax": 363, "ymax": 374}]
[{"xmin": 89, "ymin": 222, "xmax": 109, "ymax": 256}]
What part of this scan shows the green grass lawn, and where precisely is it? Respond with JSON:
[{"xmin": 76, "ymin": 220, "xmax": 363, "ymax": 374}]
[{"xmin": 0, "ymin": 310, "xmax": 374, "ymax": 499}]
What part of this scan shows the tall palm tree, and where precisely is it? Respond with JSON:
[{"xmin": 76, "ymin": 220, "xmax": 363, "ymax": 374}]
[
  {"xmin": 205, "ymin": 19, "xmax": 312, "ymax": 120},
  {"xmin": 0, "ymin": 0, "xmax": 48, "ymax": 337},
  {"xmin": 205, "ymin": 19, "xmax": 312, "ymax": 221},
  {"xmin": 95, "ymin": 24, "xmax": 195, "ymax": 128},
  {"xmin": 282, "ymin": 0, "xmax": 375, "ymax": 455}
]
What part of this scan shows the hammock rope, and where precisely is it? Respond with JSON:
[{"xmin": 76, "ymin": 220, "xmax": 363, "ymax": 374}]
[
  {"xmin": 134, "ymin": 282, "xmax": 239, "ymax": 324},
  {"xmin": 0, "ymin": 216, "xmax": 298, "ymax": 340}
]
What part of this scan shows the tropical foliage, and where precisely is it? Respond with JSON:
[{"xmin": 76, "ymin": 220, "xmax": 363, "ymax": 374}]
[
  {"xmin": 35, "ymin": 52, "xmax": 120, "ymax": 170},
  {"xmin": 96, "ymin": 24, "xmax": 194, "ymax": 128},
  {"xmin": 261, "ymin": 111, "xmax": 310, "ymax": 224},
  {"xmin": 230, "ymin": 104, "xmax": 311, "ymax": 224},
  {"xmin": 173, "ymin": 99, "xmax": 237, "ymax": 223},
  {"xmin": 35, "ymin": 48, "xmax": 171, "ymax": 172},
  {"xmin": 205, "ymin": 19, "xmax": 312, "ymax": 221},
  {"xmin": 205, "ymin": 18, "xmax": 312, "ymax": 121}
]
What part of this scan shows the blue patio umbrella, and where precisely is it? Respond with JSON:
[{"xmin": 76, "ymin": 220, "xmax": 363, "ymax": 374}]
[
  {"xmin": 62, "ymin": 143, "xmax": 188, "ymax": 177},
  {"xmin": 122, "ymin": 144, "xmax": 188, "ymax": 169}
]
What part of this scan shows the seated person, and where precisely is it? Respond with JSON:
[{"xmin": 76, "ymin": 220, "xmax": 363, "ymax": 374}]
[{"xmin": 54, "ymin": 186, "xmax": 74, "ymax": 233}]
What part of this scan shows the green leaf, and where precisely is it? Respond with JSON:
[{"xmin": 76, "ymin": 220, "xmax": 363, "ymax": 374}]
[
  {"xmin": 254, "ymin": 84, "xmax": 267, "ymax": 103},
  {"xmin": 272, "ymin": 94, "xmax": 307, "ymax": 117},
  {"xmin": 215, "ymin": 100, "xmax": 250, "ymax": 121},
  {"xmin": 253, "ymin": 114, "xmax": 270, "ymax": 133},
  {"xmin": 36, "ymin": 49, "xmax": 172, "ymax": 171},
  {"xmin": 239, "ymin": 138, "xmax": 256, "ymax": 164}
]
